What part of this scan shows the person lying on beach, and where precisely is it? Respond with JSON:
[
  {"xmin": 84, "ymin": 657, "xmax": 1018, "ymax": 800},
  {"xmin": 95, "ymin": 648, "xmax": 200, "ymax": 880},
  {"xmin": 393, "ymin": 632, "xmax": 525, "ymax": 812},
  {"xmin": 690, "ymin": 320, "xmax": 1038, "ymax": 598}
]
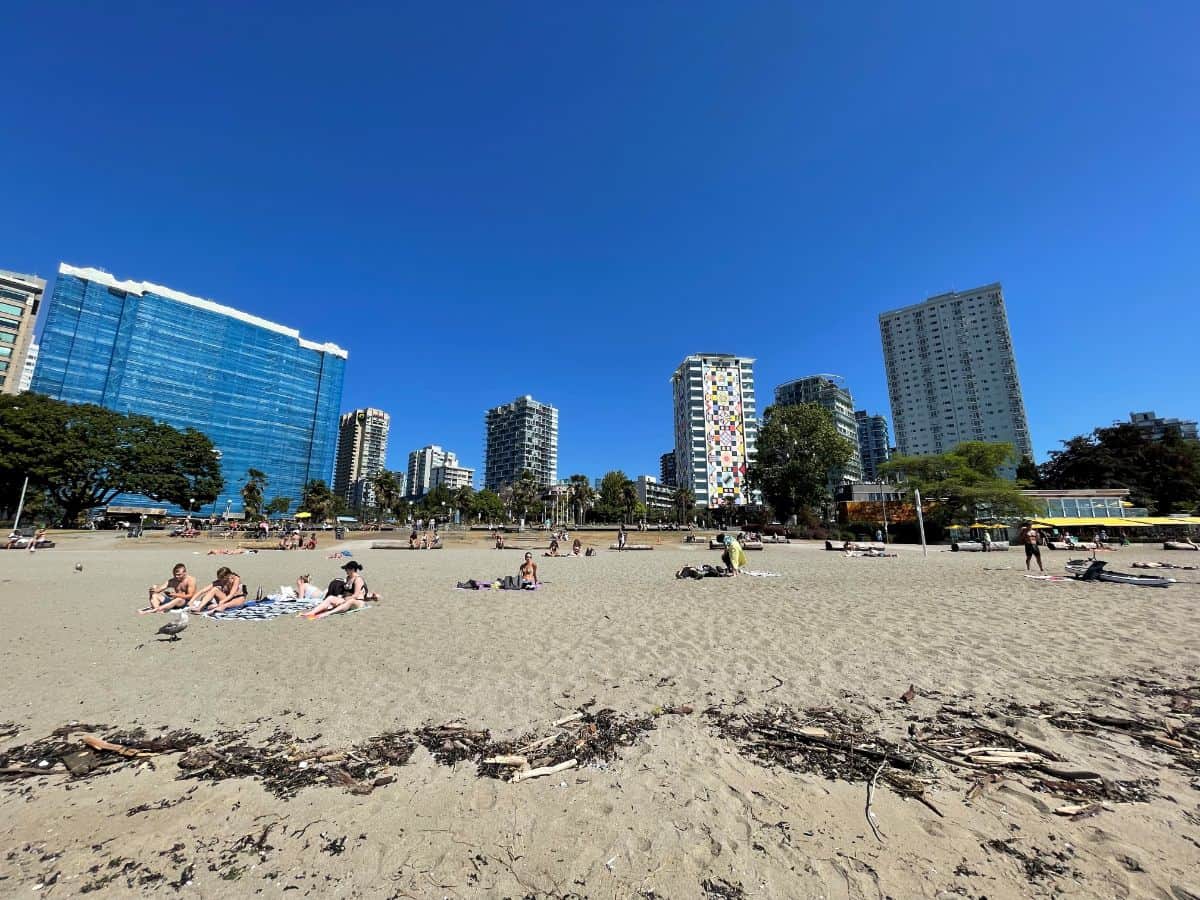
[
  {"xmin": 294, "ymin": 574, "xmax": 325, "ymax": 600},
  {"xmin": 189, "ymin": 567, "xmax": 245, "ymax": 613},
  {"xmin": 676, "ymin": 564, "xmax": 731, "ymax": 579},
  {"xmin": 301, "ymin": 561, "xmax": 381, "ymax": 618},
  {"xmin": 519, "ymin": 552, "xmax": 538, "ymax": 588},
  {"xmin": 140, "ymin": 563, "xmax": 197, "ymax": 613}
]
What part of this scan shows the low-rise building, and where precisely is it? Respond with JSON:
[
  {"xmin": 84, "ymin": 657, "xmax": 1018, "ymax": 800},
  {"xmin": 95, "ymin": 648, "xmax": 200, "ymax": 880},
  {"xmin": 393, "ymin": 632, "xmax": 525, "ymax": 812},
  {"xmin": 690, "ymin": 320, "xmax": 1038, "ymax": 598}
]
[{"xmin": 634, "ymin": 475, "xmax": 675, "ymax": 512}]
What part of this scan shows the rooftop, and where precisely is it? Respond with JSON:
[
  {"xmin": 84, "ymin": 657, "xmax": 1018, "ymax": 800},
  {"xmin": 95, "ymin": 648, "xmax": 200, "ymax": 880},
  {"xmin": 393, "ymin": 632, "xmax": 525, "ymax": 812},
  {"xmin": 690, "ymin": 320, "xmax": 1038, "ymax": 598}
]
[{"xmin": 59, "ymin": 263, "xmax": 347, "ymax": 359}]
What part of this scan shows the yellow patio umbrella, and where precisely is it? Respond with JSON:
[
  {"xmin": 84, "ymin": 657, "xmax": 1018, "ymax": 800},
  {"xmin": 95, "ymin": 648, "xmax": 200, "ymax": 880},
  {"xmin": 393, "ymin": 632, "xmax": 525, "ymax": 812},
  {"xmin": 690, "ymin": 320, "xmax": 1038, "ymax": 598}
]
[{"xmin": 294, "ymin": 511, "xmax": 312, "ymax": 519}]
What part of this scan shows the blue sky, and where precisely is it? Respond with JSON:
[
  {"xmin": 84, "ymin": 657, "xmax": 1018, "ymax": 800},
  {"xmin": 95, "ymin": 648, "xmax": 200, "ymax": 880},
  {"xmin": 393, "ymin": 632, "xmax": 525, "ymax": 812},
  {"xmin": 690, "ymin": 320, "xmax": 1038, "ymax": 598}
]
[{"xmin": 4, "ymin": 2, "xmax": 1198, "ymax": 479}]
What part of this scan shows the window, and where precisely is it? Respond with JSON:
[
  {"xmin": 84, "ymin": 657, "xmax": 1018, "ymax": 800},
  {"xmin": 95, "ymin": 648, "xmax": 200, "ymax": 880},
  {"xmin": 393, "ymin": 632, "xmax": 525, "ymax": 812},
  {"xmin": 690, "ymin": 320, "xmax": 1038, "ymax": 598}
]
[
  {"xmin": 0, "ymin": 332, "xmax": 13, "ymax": 343},
  {"xmin": 0, "ymin": 302, "xmax": 25, "ymax": 318}
]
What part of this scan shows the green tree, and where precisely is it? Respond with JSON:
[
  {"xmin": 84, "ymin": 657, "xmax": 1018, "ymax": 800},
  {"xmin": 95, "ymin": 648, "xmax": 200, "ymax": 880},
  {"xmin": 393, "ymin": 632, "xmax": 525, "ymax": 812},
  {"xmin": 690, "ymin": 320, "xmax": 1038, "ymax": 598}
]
[
  {"xmin": 471, "ymin": 489, "xmax": 505, "ymax": 524},
  {"xmin": 453, "ymin": 485, "xmax": 474, "ymax": 523},
  {"xmin": 508, "ymin": 470, "xmax": 540, "ymax": 522},
  {"xmin": 1015, "ymin": 455, "xmax": 1041, "ymax": 487},
  {"xmin": 241, "ymin": 469, "xmax": 268, "ymax": 521},
  {"xmin": 299, "ymin": 479, "xmax": 338, "ymax": 523},
  {"xmin": 673, "ymin": 485, "xmax": 695, "ymax": 525},
  {"xmin": 371, "ymin": 470, "xmax": 402, "ymax": 519},
  {"xmin": 594, "ymin": 470, "xmax": 632, "ymax": 522},
  {"xmin": 881, "ymin": 441, "xmax": 1034, "ymax": 527},
  {"xmin": 746, "ymin": 403, "xmax": 855, "ymax": 524},
  {"xmin": 264, "ymin": 496, "xmax": 293, "ymax": 517},
  {"xmin": 1040, "ymin": 423, "xmax": 1200, "ymax": 514},
  {"xmin": 0, "ymin": 393, "xmax": 224, "ymax": 526},
  {"xmin": 620, "ymin": 479, "xmax": 639, "ymax": 523},
  {"xmin": 567, "ymin": 474, "xmax": 595, "ymax": 525}
]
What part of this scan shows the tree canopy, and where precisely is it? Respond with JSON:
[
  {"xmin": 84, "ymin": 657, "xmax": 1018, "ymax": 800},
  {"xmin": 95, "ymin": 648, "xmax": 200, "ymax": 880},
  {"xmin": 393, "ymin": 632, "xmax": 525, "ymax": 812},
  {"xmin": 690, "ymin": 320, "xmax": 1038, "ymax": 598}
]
[
  {"xmin": 747, "ymin": 403, "xmax": 855, "ymax": 523},
  {"xmin": 299, "ymin": 479, "xmax": 338, "ymax": 523},
  {"xmin": 1039, "ymin": 423, "xmax": 1200, "ymax": 514},
  {"xmin": 0, "ymin": 393, "xmax": 223, "ymax": 526},
  {"xmin": 881, "ymin": 441, "xmax": 1034, "ymax": 527}
]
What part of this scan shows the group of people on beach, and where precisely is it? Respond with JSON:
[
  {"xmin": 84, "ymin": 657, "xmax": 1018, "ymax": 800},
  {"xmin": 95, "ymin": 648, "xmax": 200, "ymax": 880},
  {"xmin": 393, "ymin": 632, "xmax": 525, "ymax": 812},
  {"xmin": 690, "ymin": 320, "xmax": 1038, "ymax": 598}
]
[
  {"xmin": 139, "ymin": 560, "xmax": 382, "ymax": 619},
  {"xmin": 675, "ymin": 532, "xmax": 747, "ymax": 579},
  {"xmin": 277, "ymin": 530, "xmax": 317, "ymax": 550},
  {"xmin": 408, "ymin": 526, "xmax": 441, "ymax": 549}
]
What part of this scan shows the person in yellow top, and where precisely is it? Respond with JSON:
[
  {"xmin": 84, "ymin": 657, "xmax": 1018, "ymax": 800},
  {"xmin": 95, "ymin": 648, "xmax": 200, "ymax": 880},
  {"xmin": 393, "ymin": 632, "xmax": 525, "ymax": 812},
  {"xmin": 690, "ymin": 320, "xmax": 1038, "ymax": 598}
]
[{"xmin": 720, "ymin": 533, "xmax": 747, "ymax": 575}]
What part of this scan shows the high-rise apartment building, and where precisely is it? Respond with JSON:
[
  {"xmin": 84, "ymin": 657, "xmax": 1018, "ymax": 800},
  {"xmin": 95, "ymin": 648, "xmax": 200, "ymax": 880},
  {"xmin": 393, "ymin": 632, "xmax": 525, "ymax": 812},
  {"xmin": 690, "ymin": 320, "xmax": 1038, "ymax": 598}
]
[
  {"xmin": 659, "ymin": 451, "xmax": 677, "ymax": 488},
  {"xmin": 18, "ymin": 340, "xmax": 38, "ymax": 392},
  {"xmin": 880, "ymin": 283, "xmax": 1032, "ymax": 470},
  {"xmin": 430, "ymin": 461, "xmax": 475, "ymax": 492},
  {"xmin": 1127, "ymin": 411, "xmax": 1198, "ymax": 442},
  {"xmin": 407, "ymin": 445, "xmax": 452, "ymax": 498},
  {"xmin": 333, "ymin": 408, "xmax": 390, "ymax": 508},
  {"xmin": 634, "ymin": 475, "xmax": 675, "ymax": 512},
  {"xmin": 671, "ymin": 354, "xmax": 758, "ymax": 508},
  {"xmin": 0, "ymin": 270, "xmax": 46, "ymax": 395},
  {"xmin": 484, "ymin": 395, "xmax": 559, "ymax": 490},
  {"xmin": 773, "ymin": 374, "xmax": 863, "ymax": 482},
  {"xmin": 855, "ymin": 410, "xmax": 892, "ymax": 481},
  {"xmin": 32, "ymin": 263, "xmax": 346, "ymax": 514}
]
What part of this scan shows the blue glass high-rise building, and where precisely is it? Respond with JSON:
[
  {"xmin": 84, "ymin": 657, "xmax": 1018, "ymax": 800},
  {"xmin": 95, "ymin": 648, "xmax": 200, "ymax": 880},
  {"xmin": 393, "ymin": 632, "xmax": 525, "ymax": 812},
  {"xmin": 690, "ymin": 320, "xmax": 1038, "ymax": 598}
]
[{"xmin": 31, "ymin": 264, "xmax": 347, "ymax": 516}]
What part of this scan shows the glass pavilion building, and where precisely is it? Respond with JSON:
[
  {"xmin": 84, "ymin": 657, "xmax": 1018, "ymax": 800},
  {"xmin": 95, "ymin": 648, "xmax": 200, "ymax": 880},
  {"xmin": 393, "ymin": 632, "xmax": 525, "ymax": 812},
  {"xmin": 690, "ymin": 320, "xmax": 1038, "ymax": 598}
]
[{"xmin": 31, "ymin": 264, "xmax": 347, "ymax": 517}]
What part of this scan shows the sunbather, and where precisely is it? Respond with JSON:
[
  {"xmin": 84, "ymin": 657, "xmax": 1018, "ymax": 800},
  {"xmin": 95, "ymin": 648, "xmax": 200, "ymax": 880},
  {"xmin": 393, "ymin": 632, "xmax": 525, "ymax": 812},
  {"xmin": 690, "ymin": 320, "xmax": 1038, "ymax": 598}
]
[
  {"xmin": 572, "ymin": 538, "xmax": 582, "ymax": 556},
  {"xmin": 303, "ymin": 561, "xmax": 381, "ymax": 618},
  {"xmin": 189, "ymin": 567, "xmax": 245, "ymax": 612},
  {"xmin": 140, "ymin": 563, "xmax": 197, "ymax": 613},
  {"xmin": 519, "ymin": 552, "xmax": 538, "ymax": 588}
]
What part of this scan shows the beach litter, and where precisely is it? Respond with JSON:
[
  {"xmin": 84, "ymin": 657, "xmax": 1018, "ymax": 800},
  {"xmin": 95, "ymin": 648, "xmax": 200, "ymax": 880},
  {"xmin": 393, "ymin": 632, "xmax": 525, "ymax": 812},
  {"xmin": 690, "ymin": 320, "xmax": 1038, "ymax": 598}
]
[{"xmin": 478, "ymin": 706, "xmax": 656, "ymax": 782}]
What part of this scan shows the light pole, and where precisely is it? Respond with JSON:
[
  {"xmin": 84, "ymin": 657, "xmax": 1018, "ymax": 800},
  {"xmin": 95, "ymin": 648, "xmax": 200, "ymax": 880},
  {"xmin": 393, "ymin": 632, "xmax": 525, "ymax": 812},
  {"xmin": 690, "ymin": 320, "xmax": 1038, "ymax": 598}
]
[{"xmin": 12, "ymin": 474, "xmax": 30, "ymax": 530}]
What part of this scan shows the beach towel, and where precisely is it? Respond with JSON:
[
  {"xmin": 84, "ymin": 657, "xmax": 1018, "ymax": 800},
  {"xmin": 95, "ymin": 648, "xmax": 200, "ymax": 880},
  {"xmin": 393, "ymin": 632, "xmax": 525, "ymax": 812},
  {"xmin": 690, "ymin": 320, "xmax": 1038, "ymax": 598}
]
[
  {"xmin": 204, "ymin": 595, "xmax": 319, "ymax": 621},
  {"xmin": 1022, "ymin": 574, "xmax": 1069, "ymax": 582},
  {"xmin": 742, "ymin": 570, "xmax": 781, "ymax": 577}
]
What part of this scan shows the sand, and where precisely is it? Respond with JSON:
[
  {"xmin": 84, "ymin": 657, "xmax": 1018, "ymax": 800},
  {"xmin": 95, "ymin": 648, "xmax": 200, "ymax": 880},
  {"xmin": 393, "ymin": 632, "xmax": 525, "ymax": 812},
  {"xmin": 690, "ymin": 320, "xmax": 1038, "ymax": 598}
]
[{"xmin": 1, "ymin": 532, "xmax": 1198, "ymax": 898}]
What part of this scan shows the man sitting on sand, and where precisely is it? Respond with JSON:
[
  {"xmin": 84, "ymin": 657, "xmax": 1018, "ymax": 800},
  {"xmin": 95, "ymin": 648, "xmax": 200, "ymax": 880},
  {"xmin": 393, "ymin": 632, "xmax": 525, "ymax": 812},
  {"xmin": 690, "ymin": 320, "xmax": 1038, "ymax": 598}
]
[
  {"xmin": 140, "ymin": 563, "xmax": 197, "ymax": 613},
  {"xmin": 572, "ymin": 538, "xmax": 582, "ymax": 556},
  {"xmin": 545, "ymin": 538, "xmax": 560, "ymax": 557}
]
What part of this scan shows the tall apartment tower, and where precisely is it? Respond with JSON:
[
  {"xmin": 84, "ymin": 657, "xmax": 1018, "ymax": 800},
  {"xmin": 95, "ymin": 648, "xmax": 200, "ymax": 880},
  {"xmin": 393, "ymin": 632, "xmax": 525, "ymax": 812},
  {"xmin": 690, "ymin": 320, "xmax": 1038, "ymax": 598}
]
[
  {"xmin": 484, "ymin": 396, "xmax": 559, "ymax": 490},
  {"xmin": 407, "ymin": 445, "xmax": 452, "ymax": 498},
  {"xmin": 880, "ymin": 283, "xmax": 1033, "ymax": 470},
  {"xmin": 773, "ymin": 374, "xmax": 863, "ymax": 482},
  {"xmin": 333, "ymin": 408, "xmax": 390, "ymax": 508},
  {"xmin": 0, "ymin": 270, "xmax": 46, "ymax": 395},
  {"xmin": 855, "ymin": 410, "xmax": 891, "ymax": 481},
  {"xmin": 659, "ymin": 451, "xmax": 677, "ymax": 488},
  {"xmin": 671, "ymin": 354, "xmax": 758, "ymax": 509},
  {"xmin": 18, "ymin": 340, "xmax": 39, "ymax": 392},
  {"xmin": 32, "ymin": 264, "xmax": 345, "ymax": 515}
]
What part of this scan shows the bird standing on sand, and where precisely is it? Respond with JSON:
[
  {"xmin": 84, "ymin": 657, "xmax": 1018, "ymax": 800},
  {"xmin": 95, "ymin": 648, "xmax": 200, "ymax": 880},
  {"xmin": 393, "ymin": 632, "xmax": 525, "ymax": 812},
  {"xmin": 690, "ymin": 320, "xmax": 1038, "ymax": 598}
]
[
  {"xmin": 156, "ymin": 610, "xmax": 189, "ymax": 642},
  {"xmin": 74, "ymin": 562, "xmax": 83, "ymax": 572}
]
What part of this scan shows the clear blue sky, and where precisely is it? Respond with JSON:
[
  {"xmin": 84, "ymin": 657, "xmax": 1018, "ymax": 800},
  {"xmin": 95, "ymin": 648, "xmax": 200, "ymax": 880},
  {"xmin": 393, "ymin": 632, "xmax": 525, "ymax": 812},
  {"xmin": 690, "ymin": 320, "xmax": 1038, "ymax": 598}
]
[{"xmin": 4, "ymin": 2, "xmax": 1198, "ymax": 479}]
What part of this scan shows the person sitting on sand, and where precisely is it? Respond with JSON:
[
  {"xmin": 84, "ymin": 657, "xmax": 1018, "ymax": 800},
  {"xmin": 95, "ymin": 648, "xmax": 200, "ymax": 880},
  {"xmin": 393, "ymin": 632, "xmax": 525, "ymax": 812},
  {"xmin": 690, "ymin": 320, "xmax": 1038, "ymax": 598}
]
[
  {"xmin": 141, "ymin": 563, "xmax": 197, "ymax": 613},
  {"xmin": 720, "ymin": 533, "xmax": 747, "ymax": 575},
  {"xmin": 302, "ymin": 561, "xmax": 380, "ymax": 618},
  {"xmin": 519, "ymin": 552, "xmax": 538, "ymax": 588},
  {"xmin": 545, "ymin": 538, "xmax": 559, "ymax": 557},
  {"xmin": 572, "ymin": 538, "xmax": 582, "ymax": 556},
  {"xmin": 494, "ymin": 531, "xmax": 505, "ymax": 549},
  {"xmin": 305, "ymin": 533, "xmax": 317, "ymax": 550},
  {"xmin": 189, "ymin": 567, "xmax": 245, "ymax": 613}
]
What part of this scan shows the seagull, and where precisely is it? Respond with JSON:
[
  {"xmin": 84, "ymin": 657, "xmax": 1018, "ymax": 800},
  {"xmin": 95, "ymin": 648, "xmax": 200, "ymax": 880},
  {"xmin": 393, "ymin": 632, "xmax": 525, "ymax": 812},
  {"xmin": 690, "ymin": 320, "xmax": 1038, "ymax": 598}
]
[
  {"xmin": 156, "ymin": 610, "xmax": 189, "ymax": 642},
  {"xmin": 74, "ymin": 562, "xmax": 84, "ymax": 572}
]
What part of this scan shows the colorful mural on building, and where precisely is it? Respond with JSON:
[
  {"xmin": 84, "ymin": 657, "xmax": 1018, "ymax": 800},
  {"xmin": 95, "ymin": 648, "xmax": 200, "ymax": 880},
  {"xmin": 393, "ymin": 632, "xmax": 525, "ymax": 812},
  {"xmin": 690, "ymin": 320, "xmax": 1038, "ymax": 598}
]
[{"xmin": 703, "ymin": 360, "xmax": 750, "ymax": 504}]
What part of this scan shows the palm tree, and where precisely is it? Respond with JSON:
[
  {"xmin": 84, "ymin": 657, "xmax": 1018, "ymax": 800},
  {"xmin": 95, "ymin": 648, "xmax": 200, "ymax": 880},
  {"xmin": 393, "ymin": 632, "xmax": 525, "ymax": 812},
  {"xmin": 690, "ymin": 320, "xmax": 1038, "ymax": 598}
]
[
  {"xmin": 567, "ymin": 474, "xmax": 594, "ymax": 526},
  {"xmin": 454, "ymin": 485, "xmax": 474, "ymax": 524},
  {"xmin": 620, "ymin": 480, "xmax": 639, "ymax": 524},
  {"xmin": 372, "ymin": 470, "xmax": 401, "ymax": 522},
  {"xmin": 673, "ymin": 486, "xmax": 694, "ymax": 525}
]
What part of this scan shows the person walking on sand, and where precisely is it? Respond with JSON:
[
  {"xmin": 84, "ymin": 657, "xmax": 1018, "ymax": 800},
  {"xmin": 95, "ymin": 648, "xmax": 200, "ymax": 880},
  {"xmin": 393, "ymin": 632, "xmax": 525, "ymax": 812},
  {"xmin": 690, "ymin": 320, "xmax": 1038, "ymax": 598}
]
[
  {"xmin": 1018, "ymin": 521, "xmax": 1043, "ymax": 572},
  {"xmin": 617, "ymin": 525, "xmax": 627, "ymax": 551}
]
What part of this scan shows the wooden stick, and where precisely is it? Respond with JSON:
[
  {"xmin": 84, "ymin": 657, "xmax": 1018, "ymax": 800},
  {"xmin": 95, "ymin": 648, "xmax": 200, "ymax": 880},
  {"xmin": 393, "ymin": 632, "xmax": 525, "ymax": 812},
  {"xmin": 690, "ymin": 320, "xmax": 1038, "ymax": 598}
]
[
  {"xmin": 483, "ymin": 755, "xmax": 530, "ymax": 770},
  {"xmin": 510, "ymin": 758, "xmax": 577, "ymax": 783},
  {"xmin": 865, "ymin": 762, "xmax": 886, "ymax": 842},
  {"xmin": 516, "ymin": 734, "xmax": 560, "ymax": 754},
  {"xmin": 552, "ymin": 712, "xmax": 584, "ymax": 727},
  {"xmin": 968, "ymin": 723, "xmax": 1064, "ymax": 761},
  {"xmin": 80, "ymin": 734, "xmax": 155, "ymax": 758}
]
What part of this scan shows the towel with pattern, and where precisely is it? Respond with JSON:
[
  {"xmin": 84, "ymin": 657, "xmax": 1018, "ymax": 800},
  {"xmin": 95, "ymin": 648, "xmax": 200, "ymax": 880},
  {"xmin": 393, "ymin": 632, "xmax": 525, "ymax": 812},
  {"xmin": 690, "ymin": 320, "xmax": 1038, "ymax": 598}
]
[{"xmin": 204, "ymin": 595, "xmax": 319, "ymax": 621}]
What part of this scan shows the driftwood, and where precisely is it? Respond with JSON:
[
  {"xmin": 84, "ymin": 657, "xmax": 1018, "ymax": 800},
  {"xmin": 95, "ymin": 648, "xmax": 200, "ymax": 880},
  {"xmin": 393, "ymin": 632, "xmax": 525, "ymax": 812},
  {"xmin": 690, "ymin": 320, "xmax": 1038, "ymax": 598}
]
[
  {"xmin": 865, "ymin": 762, "xmax": 887, "ymax": 842},
  {"xmin": 511, "ymin": 758, "xmax": 577, "ymax": 783}
]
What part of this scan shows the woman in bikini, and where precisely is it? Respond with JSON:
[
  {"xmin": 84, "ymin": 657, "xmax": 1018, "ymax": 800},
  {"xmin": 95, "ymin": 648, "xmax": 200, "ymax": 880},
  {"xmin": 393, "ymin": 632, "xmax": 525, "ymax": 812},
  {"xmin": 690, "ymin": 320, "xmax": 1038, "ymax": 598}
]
[
  {"xmin": 302, "ymin": 561, "xmax": 381, "ymax": 618},
  {"xmin": 189, "ymin": 567, "xmax": 245, "ymax": 612},
  {"xmin": 519, "ymin": 552, "xmax": 538, "ymax": 588}
]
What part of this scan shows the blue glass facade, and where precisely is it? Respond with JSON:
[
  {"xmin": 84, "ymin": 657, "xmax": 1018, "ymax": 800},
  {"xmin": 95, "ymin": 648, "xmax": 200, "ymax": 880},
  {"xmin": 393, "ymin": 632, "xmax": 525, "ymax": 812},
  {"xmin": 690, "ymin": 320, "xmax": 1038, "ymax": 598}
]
[{"xmin": 31, "ymin": 265, "xmax": 346, "ymax": 516}]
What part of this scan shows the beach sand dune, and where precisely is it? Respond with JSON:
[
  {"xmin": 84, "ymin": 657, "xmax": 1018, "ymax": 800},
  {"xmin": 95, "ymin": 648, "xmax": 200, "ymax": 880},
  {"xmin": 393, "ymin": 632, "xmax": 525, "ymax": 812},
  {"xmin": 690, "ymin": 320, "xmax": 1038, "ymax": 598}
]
[{"xmin": 1, "ymin": 539, "xmax": 1198, "ymax": 897}]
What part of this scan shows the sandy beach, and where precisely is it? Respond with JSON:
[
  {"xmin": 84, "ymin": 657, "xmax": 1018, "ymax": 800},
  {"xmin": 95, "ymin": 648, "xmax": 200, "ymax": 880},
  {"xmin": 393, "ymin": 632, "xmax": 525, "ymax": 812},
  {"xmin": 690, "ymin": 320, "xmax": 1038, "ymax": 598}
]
[{"xmin": 2, "ymin": 532, "xmax": 1198, "ymax": 898}]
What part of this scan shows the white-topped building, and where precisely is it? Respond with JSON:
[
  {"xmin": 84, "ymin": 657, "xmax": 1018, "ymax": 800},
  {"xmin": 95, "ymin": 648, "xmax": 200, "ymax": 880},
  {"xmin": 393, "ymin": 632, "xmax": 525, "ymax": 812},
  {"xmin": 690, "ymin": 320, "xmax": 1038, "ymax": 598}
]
[{"xmin": 880, "ymin": 283, "xmax": 1032, "ymax": 471}]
